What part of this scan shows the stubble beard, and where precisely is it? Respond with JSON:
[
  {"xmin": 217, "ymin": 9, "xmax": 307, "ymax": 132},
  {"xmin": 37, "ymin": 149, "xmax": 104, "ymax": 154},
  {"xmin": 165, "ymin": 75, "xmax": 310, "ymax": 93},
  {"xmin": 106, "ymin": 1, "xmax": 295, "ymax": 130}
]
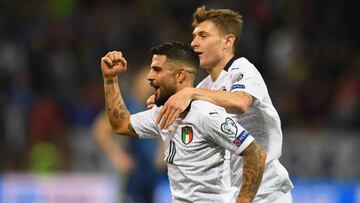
[{"xmin": 155, "ymin": 86, "xmax": 176, "ymax": 107}]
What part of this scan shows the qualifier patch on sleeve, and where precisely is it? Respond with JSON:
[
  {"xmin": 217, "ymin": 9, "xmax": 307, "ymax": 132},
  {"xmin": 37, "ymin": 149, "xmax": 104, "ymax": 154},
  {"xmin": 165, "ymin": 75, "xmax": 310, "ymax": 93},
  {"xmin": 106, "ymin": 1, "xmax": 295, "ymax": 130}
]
[
  {"xmin": 230, "ymin": 84, "xmax": 246, "ymax": 91},
  {"xmin": 221, "ymin": 117, "xmax": 238, "ymax": 138},
  {"xmin": 233, "ymin": 130, "xmax": 250, "ymax": 147},
  {"xmin": 181, "ymin": 126, "xmax": 193, "ymax": 145}
]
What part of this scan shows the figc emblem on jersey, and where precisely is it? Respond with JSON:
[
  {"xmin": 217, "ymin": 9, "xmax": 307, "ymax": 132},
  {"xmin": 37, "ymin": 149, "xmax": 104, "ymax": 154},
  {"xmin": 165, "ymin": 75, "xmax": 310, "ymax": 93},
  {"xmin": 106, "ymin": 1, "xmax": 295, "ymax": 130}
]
[
  {"xmin": 221, "ymin": 117, "xmax": 238, "ymax": 137},
  {"xmin": 181, "ymin": 126, "xmax": 193, "ymax": 145}
]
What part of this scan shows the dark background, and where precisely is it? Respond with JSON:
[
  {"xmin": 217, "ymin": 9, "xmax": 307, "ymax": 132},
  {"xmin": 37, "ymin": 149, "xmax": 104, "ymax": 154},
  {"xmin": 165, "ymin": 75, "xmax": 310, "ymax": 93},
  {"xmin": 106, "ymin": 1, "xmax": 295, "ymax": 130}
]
[{"xmin": 0, "ymin": 0, "xmax": 359, "ymax": 202}]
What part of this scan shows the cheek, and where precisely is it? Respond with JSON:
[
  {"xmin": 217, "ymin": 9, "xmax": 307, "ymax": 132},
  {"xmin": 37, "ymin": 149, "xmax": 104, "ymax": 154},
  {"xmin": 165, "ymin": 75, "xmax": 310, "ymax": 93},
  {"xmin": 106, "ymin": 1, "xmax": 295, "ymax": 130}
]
[
  {"xmin": 204, "ymin": 47, "xmax": 221, "ymax": 61},
  {"xmin": 159, "ymin": 74, "xmax": 175, "ymax": 87},
  {"xmin": 164, "ymin": 77, "xmax": 176, "ymax": 87}
]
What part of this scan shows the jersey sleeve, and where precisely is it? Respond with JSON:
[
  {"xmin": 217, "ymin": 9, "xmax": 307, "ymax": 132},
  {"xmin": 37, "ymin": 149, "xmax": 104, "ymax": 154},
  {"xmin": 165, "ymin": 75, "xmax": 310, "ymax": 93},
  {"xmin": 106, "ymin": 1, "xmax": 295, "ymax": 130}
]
[
  {"xmin": 229, "ymin": 58, "xmax": 265, "ymax": 101},
  {"xmin": 130, "ymin": 108, "xmax": 160, "ymax": 139},
  {"xmin": 201, "ymin": 111, "xmax": 254, "ymax": 156}
]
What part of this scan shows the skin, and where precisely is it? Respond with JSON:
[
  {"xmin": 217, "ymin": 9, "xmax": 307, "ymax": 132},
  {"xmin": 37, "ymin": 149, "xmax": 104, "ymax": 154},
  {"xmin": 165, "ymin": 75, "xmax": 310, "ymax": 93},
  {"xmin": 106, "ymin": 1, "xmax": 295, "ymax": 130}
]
[
  {"xmin": 101, "ymin": 50, "xmax": 265, "ymax": 203},
  {"xmin": 153, "ymin": 20, "xmax": 253, "ymax": 130},
  {"xmin": 101, "ymin": 51, "xmax": 191, "ymax": 136},
  {"xmin": 92, "ymin": 112, "xmax": 135, "ymax": 172},
  {"xmin": 101, "ymin": 51, "xmax": 135, "ymax": 136},
  {"xmin": 239, "ymin": 141, "xmax": 267, "ymax": 203}
]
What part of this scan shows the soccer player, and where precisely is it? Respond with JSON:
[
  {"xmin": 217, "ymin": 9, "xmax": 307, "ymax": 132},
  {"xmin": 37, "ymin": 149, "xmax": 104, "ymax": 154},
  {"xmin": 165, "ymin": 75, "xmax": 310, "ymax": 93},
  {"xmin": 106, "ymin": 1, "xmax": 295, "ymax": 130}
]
[
  {"xmin": 101, "ymin": 41, "xmax": 266, "ymax": 203},
  {"xmin": 152, "ymin": 6, "xmax": 294, "ymax": 202}
]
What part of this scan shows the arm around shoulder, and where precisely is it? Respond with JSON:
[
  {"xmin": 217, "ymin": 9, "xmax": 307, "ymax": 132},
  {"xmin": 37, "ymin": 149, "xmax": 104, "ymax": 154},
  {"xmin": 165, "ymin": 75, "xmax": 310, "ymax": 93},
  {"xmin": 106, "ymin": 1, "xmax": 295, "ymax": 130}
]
[{"xmin": 192, "ymin": 88, "xmax": 253, "ymax": 114}]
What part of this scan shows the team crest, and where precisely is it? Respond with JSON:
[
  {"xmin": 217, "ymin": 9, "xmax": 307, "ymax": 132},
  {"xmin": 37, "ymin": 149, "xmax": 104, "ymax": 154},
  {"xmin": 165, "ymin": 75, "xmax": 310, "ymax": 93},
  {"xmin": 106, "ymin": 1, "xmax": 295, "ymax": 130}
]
[
  {"xmin": 221, "ymin": 117, "xmax": 238, "ymax": 137},
  {"xmin": 181, "ymin": 126, "xmax": 193, "ymax": 145}
]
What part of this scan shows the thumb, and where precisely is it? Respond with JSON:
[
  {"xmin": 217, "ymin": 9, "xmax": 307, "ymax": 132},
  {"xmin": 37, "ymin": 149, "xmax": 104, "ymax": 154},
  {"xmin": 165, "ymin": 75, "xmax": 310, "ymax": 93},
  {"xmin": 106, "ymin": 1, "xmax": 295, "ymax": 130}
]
[{"xmin": 147, "ymin": 95, "xmax": 156, "ymax": 109}]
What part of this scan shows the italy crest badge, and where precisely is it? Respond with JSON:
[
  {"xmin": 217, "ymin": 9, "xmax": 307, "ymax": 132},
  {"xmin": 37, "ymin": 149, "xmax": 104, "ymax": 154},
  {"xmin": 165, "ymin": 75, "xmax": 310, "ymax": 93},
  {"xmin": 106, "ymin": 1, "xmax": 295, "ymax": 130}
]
[{"xmin": 181, "ymin": 126, "xmax": 193, "ymax": 145}]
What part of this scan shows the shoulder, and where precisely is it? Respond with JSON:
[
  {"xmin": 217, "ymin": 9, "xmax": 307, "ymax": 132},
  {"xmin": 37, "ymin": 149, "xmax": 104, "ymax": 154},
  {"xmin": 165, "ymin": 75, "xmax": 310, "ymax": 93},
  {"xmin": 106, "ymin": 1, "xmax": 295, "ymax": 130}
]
[
  {"xmin": 131, "ymin": 105, "xmax": 160, "ymax": 121},
  {"xmin": 183, "ymin": 100, "xmax": 227, "ymax": 133},
  {"xmin": 229, "ymin": 57, "xmax": 257, "ymax": 73},
  {"xmin": 196, "ymin": 75, "xmax": 212, "ymax": 88},
  {"xmin": 229, "ymin": 57, "xmax": 264, "ymax": 84},
  {"xmin": 189, "ymin": 100, "xmax": 226, "ymax": 118}
]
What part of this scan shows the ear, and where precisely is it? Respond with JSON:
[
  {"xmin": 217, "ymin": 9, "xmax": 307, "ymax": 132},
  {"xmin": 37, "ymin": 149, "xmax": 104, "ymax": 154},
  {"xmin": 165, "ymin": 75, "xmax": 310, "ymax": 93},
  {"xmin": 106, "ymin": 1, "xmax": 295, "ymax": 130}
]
[
  {"xmin": 176, "ymin": 68, "xmax": 187, "ymax": 84},
  {"xmin": 223, "ymin": 34, "xmax": 235, "ymax": 49}
]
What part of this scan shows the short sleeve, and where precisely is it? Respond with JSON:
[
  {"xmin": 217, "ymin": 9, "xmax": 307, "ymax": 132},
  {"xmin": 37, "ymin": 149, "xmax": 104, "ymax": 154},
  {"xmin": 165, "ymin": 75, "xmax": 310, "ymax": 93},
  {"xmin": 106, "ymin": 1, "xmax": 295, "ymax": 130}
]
[
  {"xmin": 229, "ymin": 58, "xmax": 265, "ymax": 101},
  {"xmin": 202, "ymin": 112, "xmax": 254, "ymax": 155},
  {"xmin": 130, "ymin": 108, "xmax": 160, "ymax": 139}
]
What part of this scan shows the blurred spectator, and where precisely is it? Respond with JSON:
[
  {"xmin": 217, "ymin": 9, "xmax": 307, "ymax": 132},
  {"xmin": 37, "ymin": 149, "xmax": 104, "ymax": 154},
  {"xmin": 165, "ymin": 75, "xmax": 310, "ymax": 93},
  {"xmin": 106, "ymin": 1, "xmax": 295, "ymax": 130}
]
[
  {"xmin": 329, "ymin": 70, "xmax": 360, "ymax": 128},
  {"xmin": 0, "ymin": 1, "xmax": 359, "ymax": 202},
  {"xmin": 92, "ymin": 111, "xmax": 135, "ymax": 202},
  {"xmin": 29, "ymin": 141, "xmax": 61, "ymax": 173}
]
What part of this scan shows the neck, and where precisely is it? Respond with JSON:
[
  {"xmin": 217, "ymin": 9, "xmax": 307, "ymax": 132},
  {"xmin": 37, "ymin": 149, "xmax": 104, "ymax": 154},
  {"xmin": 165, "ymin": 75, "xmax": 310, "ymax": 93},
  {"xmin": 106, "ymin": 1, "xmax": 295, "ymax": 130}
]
[
  {"xmin": 176, "ymin": 82, "xmax": 193, "ymax": 93},
  {"xmin": 208, "ymin": 54, "xmax": 234, "ymax": 81}
]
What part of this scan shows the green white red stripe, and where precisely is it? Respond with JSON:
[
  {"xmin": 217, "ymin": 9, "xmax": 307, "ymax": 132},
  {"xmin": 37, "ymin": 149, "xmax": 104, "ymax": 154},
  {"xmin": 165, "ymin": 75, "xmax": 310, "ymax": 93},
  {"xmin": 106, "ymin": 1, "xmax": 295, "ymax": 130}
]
[{"xmin": 181, "ymin": 126, "xmax": 193, "ymax": 145}]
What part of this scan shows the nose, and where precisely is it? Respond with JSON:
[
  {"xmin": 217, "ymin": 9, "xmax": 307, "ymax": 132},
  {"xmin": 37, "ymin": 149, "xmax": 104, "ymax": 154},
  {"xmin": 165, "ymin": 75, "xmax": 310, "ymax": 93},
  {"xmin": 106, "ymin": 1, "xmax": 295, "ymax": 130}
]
[
  {"xmin": 191, "ymin": 37, "xmax": 198, "ymax": 48},
  {"xmin": 147, "ymin": 69, "xmax": 154, "ymax": 82}
]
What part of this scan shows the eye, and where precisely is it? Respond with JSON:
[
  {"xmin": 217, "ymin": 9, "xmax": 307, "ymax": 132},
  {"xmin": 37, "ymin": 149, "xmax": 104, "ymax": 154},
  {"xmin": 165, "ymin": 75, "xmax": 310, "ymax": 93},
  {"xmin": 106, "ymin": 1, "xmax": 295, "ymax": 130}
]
[
  {"xmin": 152, "ymin": 67, "xmax": 161, "ymax": 72},
  {"xmin": 199, "ymin": 32, "xmax": 208, "ymax": 38}
]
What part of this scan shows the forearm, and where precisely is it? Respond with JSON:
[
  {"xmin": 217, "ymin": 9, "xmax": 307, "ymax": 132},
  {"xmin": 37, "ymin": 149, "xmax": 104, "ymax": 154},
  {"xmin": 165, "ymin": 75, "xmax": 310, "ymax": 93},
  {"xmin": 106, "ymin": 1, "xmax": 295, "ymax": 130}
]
[
  {"xmin": 103, "ymin": 77, "xmax": 133, "ymax": 135},
  {"xmin": 237, "ymin": 141, "xmax": 267, "ymax": 203},
  {"xmin": 191, "ymin": 88, "xmax": 252, "ymax": 114},
  {"xmin": 93, "ymin": 115, "xmax": 127, "ymax": 160}
]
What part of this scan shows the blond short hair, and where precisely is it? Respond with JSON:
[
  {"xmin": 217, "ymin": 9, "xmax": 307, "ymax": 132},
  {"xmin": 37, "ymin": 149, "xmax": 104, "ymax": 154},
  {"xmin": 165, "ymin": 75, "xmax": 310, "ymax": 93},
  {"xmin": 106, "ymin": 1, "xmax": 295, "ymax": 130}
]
[{"xmin": 192, "ymin": 6, "xmax": 243, "ymax": 52}]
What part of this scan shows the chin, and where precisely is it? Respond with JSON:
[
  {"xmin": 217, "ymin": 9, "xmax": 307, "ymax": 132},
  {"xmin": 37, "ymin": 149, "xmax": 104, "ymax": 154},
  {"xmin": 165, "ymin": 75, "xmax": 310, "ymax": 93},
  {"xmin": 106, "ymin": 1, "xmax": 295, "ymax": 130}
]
[
  {"xmin": 155, "ymin": 97, "xmax": 166, "ymax": 107},
  {"xmin": 200, "ymin": 64, "xmax": 211, "ymax": 70}
]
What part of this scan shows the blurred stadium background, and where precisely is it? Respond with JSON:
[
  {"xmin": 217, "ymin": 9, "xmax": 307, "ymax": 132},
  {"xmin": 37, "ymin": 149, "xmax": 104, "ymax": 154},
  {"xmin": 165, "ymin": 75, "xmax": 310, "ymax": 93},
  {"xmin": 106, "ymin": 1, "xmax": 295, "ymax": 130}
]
[{"xmin": 0, "ymin": 0, "xmax": 359, "ymax": 203}]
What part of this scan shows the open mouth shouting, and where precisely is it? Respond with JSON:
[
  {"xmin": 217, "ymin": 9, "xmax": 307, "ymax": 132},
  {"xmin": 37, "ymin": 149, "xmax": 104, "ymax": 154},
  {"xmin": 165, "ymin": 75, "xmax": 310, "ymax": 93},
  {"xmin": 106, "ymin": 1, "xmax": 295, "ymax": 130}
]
[{"xmin": 150, "ymin": 81, "xmax": 161, "ymax": 101}]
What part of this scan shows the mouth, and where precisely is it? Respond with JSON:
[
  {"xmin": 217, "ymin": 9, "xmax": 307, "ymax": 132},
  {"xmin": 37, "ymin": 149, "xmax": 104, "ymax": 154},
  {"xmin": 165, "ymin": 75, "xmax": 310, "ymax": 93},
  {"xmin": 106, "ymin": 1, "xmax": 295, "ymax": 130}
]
[
  {"xmin": 150, "ymin": 82, "xmax": 160, "ymax": 95},
  {"xmin": 194, "ymin": 51, "xmax": 203, "ymax": 56},
  {"xmin": 154, "ymin": 88, "xmax": 160, "ymax": 98}
]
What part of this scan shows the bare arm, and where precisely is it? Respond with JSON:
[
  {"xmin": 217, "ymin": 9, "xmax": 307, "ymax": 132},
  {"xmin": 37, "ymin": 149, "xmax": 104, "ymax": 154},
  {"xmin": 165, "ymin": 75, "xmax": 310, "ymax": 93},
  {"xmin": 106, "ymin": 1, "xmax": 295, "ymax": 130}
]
[
  {"xmin": 190, "ymin": 88, "xmax": 253, "ymax": 114},
  {"xmin": 92, "ymin": 113, "xmax": 135, "ymax": 172},
  {"xmin": 101, "ymin": 51, "xmax": 137, "ymax": 136},
  {"xmin": 236, "ymin": 140, "xmax": 267, "ymax": 203},
  {"xmin": 157, "ymin": 87, "xmax": 253, "ymax": 129}
]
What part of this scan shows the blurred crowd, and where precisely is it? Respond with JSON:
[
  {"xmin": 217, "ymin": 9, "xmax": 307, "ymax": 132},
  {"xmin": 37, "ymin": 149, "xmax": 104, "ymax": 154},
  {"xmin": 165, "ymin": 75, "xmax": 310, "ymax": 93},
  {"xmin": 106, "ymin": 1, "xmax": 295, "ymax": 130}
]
[{"xmin": 0, "ymin": 0, "xmax": 359, "ymax": 201}]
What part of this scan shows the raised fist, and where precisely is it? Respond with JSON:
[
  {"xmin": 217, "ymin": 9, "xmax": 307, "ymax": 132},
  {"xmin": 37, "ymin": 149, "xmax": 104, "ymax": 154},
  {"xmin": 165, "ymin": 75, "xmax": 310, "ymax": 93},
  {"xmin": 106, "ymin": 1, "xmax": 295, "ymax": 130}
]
[{"xmin": 101, "ymin": 51, "xmax": 127, "ymax": 79}]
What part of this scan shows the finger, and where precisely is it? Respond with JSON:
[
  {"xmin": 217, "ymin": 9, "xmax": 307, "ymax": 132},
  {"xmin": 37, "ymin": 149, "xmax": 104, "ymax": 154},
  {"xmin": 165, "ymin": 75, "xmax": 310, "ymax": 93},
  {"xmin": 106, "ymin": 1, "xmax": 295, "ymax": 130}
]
[
  {"xmin": 159, "ymin": 106, "xmax": 172, "ymax": 129},
  {"xmin": 118, "ymin": 57, "xmax": 127, "ymax": 70},
  {"xmin": 110, "ymin": 51, "xmax": 117, "ymax": 61},
  {"xmin": 161, "ymin": 106, "xmax": 173, "ymax": 129},
  {"xmin": 105, "ymin": 51, "xmax": 113, "ymax": 58},
  {"xmin": 163, "ymin": 108, "xmax": 175, "ymax": 130},
  {"xmin": 113, "ymin": 51, "xmax": 122, "ymax": 62},
  {"xmin": 101, "ymin": 57, "xmax": 113, "ymax": 68},
  {"xmin": 147, "ymin": 95, "xmax": 155, "ymax": 109},
  {"xmin": 156, "ymin": 105, "xmax": 166, "ymax": 124},
  {"xmin": 147, "ymin": 95, "xmax": 155, "ymax": 105},
  {"xmin": 164, "ymin": 109, "xmax": 180, "ymax": 130}
]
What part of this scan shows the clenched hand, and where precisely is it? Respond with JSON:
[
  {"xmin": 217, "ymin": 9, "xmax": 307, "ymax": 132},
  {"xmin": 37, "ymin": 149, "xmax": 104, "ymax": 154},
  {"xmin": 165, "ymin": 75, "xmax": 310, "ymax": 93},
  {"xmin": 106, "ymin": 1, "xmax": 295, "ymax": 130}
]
[{"xmin": 101, "ymin": 51, "xmax": 127, "ymax": 79}]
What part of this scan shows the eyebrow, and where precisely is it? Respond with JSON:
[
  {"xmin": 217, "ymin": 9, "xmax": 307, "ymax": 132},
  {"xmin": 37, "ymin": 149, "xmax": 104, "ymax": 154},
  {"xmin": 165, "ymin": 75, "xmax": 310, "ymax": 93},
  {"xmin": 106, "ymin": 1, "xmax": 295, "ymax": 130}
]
[
  {"xmin": 151, "ymin": 65, "xmax": 162, "ymax": 70},
  {"xmin": 193, "ymin": 30, "xmax": 208, "ymax": 36}
]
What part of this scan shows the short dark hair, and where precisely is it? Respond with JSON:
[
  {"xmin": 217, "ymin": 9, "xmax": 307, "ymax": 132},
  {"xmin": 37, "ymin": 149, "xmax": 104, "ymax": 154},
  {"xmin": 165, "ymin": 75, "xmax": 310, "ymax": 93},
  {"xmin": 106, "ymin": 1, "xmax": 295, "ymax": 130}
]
[{"xmin": 150, "ymin": 41, "xmax": 199, "ymax": 73}]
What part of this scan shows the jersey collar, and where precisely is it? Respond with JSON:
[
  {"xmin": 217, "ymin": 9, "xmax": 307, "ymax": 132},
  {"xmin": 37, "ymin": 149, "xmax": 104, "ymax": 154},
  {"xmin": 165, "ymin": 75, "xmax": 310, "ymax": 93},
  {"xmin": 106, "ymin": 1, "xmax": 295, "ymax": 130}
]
[{"xmin": 223, "ymin": 56, "xmax": 237, "ymax": 71}]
